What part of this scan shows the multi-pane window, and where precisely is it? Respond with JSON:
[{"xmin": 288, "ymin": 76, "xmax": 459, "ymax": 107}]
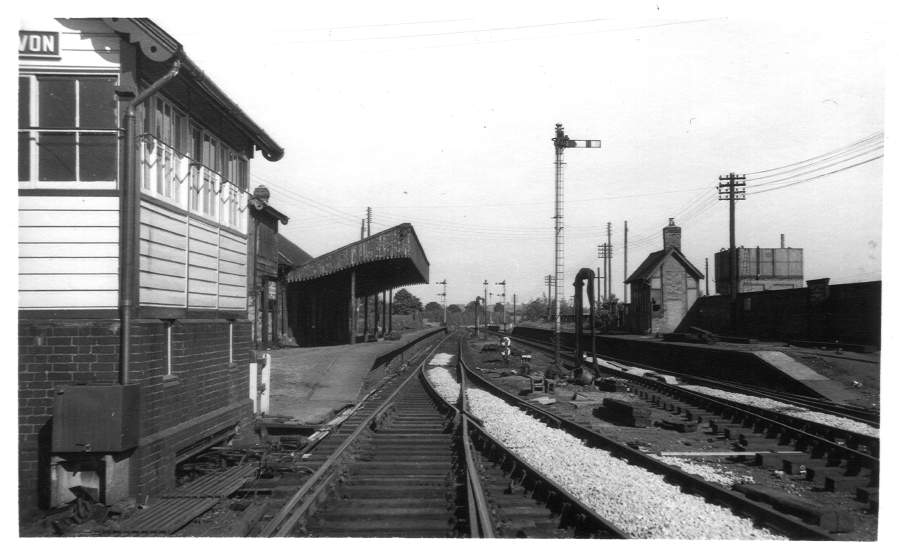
[
  {"xmin": 18, "ymin": 74, "xmax": 118, "ymax": 184},
  {"xmin": 140, "ymin": 97, "xmax": 184, "ymax": 202},
  {"xmin": 139, "ymin": 92, "xmax": 250, "ymax": 231}
]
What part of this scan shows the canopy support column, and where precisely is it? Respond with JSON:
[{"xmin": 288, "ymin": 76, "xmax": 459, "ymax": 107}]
[
  {"xmin": 349, "ymin": 269, "xmax": 356, "ymax": 345},
  {"xmin": 388, "ymin": 289, "xmax": 393, "ymax": 334},
  {"xmin": 373, "ymin": 292, "xmax": 380, "ymax": 340}
]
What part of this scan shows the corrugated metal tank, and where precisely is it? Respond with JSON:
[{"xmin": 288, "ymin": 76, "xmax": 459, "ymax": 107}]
[{"xmin": 715, "ymin": 247, "xmax": 803, "ymax": 293}]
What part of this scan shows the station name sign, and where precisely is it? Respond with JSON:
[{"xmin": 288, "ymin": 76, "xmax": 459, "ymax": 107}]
[{"xmin": 19, "ymin": 31, "xmax": 60, "ymax": 58}]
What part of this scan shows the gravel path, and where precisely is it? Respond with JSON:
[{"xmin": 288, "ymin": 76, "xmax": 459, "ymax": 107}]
[
  {"xmin": 680, "ymin": 385, "xmax": 879, "ymax": 438},
  {"xmin": 425, "ymin": 367, "xmax": 785, "ymax": 540}
]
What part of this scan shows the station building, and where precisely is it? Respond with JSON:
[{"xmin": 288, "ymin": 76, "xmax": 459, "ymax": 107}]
[
  {"xmin": 18, "ymin": 18, "xmax": 284, "ymax": 515},
  {"xmin": 246, "ymin": 186, "xmax": 291, "ymax": 349},
  {"xmin": 625, "ymin": 219, "xmax": 704, "ymax": 334}
]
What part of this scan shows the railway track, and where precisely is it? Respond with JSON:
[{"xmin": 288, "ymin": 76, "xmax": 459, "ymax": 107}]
[
  {"xmin": 163, "ymin": 328, "xmax": 873, "ymax": 539},
  {"xmin": 495, "ymin": 332, "xmax": 878, "ymax": 527},
  {"xmin": 244, "ymin": 332, "xmax": 453, "ymax": 536},
  {"xmin": 456, "ymin": 342, "xmax": 844, "ymax": 539},
  {"xmin": 249, "ymin": 334, "xmax": 624, "ymax": 538},
  {"xmin": 509, "ymin": 331, "xmax": 879, "ymax": 448},
  {"xmin": 514, "ymin": 329, "xmax": 879, "ymax": 426}
]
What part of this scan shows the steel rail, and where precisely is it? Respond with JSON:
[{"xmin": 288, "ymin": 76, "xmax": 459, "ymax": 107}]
[
  {"xmin": 257, "ymin": 332, "xmax": 452, "ymax": 537},
  {"xmin": 509, "ymin": 332, "xmax": 879, "ymax": 458},
  {"xmin": 457, "ymin": 349, "xmax": 838, "ymax": 540},
  {"xmin": 579, "ymin": 342, "xmax": 879, "ymax": 427},
  {"xmin": 418, "ymin": 343, "xmax": 625, "ymax": 538},
  {"xmin": 457, "ymin": 340, "xmax": 495, "ymax": 538}
]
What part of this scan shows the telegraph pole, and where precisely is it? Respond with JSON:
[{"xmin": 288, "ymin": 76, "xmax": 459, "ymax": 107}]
[
  {"xmin": 435, "ymin": 279, "xmax": 447, "ymax": 326},
  {"xmin": 603, "ymin": 242, "xmax": 614, "ymax": 303},
  {"xmin": 474, "ymin": 296, "xmax": 481, "ymax": 337},
  {"xmin": 495, "ymin": 280, "xmax": 507, "ymax": 332},
  {"xmin": 512, "ymin": 293, "xmax": 517, "ymax": 328},
  {"xmin": 553, "ymin": 123, "xmax": 601, "ymax": 364},
  {"xmin": 597, "ymin": 243, "xmax": 610, "ymax": 303},
  {"xmin": 483, "ymin": 279, "xmax": 489, "ymax": 327},
  {"xmin": 718, "ymin": 173, "xmax": 745, "ymax": 331},
  {"xmin": 623, "ymin": 220, "xmax": 628, "ymax": 304},
  {"xmin": 606, "ymin": 222, "xmax": 613, "ymax": 303},
  {"xmin": 704, "ymin": 258, "xmax": 709, "ymax": 295}
]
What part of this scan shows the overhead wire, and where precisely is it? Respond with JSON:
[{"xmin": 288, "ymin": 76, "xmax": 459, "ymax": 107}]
[
  {"xmin": 745, "ymin": 132, "xmax": 882, "ymax": 177},
  {"xmin": 749, "ymin": 155, "xmax": 883, "ymax": 195},
  {"xmin": 745, "ymin": 142, "xmax": 883, "ymax": 188}
]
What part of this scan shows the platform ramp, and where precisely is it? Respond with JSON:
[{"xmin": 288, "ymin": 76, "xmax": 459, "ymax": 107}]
[{"xmin": 753, "ymin": 351, "xmax": 856, "ymax": 403}]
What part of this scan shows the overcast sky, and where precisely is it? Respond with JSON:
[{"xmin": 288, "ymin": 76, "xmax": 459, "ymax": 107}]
[{"xmin": 24, "ymin": 1, "xmax": 890, "ymax": 308}]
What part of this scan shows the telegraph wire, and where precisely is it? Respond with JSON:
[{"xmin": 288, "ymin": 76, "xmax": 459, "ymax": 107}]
[
  {"xmin": 745, "ymin": 132, "xmax": 883, "ymax": 177},
  {"xmin": 745, "ymin": 142, "xmax": 883, "ymax": 188},
  {"xmin": 749, "ymin": 155, "xmax": 883, "ymax": 195}
]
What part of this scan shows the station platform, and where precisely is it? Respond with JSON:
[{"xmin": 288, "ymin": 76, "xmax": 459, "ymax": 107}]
[
  {"xmin": 265, "ymin": 327, "xmax": 443, "ymax": 425},
  {"xmin": 512, "ymin": 325, "xmax": 875, "ymax": 405}
]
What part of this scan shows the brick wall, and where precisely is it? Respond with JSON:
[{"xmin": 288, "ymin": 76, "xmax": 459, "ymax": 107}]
[
  {"xmin": 658, "ymin": 260, "xmax": 687, "ymax": 333},
  {"xmin": 18, "ymin": 317, "xmax": 254, "ymax": 517},
  {"xmin": 19, "ymin": 320, "xmax": 121, "ymax": 513}
]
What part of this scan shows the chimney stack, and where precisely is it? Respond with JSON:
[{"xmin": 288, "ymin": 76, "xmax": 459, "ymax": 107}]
[
  {"xmin": 663, "ymin": 218, "xmax": 681, "ymax": 251},
  {"xmin": 780, "ymin": 234, "xmax": 785, "ymax": 249}
]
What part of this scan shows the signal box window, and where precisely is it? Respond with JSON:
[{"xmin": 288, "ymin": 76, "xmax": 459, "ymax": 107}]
[{"xmin": 18, "ymin": 75, "xmax": 118, "ymax": 185}]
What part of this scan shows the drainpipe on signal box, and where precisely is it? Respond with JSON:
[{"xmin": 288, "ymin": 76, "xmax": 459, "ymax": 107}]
[{"xmin": 119, "ymin": 59, "xmax": 182, "ymax": 385}]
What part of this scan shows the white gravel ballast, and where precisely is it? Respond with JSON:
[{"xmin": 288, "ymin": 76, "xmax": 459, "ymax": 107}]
[
  {"xmin": 680, "ymin": 385, "xmax": 879, "ymax": 438},
  {"xmin": 428, "ymin": 352, "xmax": 455, "ymax": 367},
  {"xmin": 425, "ymin": 367, "xmax": 784, "ymax": 539}
]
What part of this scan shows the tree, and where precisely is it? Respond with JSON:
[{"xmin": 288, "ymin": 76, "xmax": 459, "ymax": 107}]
[
  {"xmin": 493, "ymin": 303, "xmax": 505, "ymax": 313},
  {"xmin": 447, "ymin": 304, "xmax": 462, "ymax": 314},
  {"xmin": 521, "ymin": 298, "xmax": 547, "ymax": 322},
  {"xmin": 392, "ymin": 289, "xmax": 423, "ymax": 314},
  {"xmin": 423, "ymin": 301, "xmax": 443, "ymax": 323}
]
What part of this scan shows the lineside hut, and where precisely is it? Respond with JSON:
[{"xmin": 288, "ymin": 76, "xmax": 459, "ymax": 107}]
[
  {"xmin": 625, "ymin": 219, "xmax": 704, "ymax": 334},
  {"xmin": 286, "ymin": 224, "xmax": 429, "ymax": 347},
  {"xmin": 18, "ymin": 18, "xmax": 284, "ymax": 515}
]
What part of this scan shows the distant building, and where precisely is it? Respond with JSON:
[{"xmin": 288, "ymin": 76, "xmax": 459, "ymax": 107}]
[
  {"xmin": 625, "ymin": 219, "xmax": 704, "ymax": 334},
  {"xmin": 247, "ymin": 187, "xmax": 290, "ymax": 350},
  {"xmin": 715, "ymin": 236, "xmax": 803, "ymax": 295}
]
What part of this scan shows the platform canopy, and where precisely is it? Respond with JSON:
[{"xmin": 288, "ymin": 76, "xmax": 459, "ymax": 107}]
[{"xmin": 287, "ymin": 223, "xmax": 429, "ymax": 296}]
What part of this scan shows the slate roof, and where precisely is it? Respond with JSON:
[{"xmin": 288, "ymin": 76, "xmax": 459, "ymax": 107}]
[
  {"xmin": 625, "ymin": 247, "xmax": 704, "ymax": 284},
  {"xmin": 277, "ymin": 234, "xmax": 313, "ymax": 267}
]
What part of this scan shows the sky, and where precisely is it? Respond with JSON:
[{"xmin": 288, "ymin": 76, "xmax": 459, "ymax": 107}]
[
  {"xmin": 10, "ymin": 1, "xmax": 888, "ymax": 310},
  {"xmin": 139, "ymin": 1, "xmax": 886, "ymax": 308}
]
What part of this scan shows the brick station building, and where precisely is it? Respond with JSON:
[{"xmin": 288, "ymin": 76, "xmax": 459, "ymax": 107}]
[
  {"xmin": 18, "ymin": 19, "xmax": 284, "ymax": 516},
  {"xmin": 624, "ymin": 219, "xmax": 704, "ymax": 334}
]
